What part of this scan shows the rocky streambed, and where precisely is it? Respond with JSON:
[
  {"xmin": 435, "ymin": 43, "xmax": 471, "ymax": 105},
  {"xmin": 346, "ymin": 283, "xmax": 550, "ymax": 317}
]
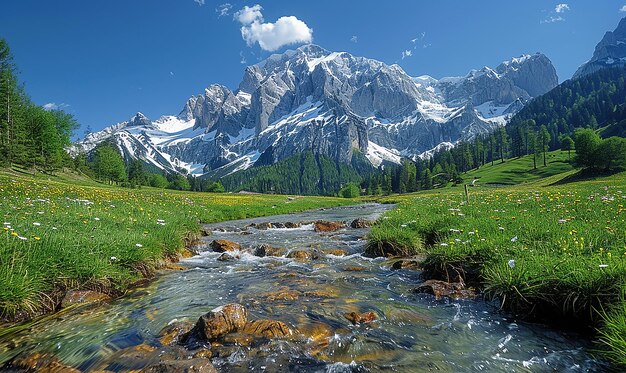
[{"xmin": 0, "ymin": 204, "xmax": 607, "ymax": 372}]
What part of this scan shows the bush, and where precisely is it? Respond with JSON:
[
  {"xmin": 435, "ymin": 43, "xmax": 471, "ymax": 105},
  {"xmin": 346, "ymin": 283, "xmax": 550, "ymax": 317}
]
[{"xmin": 339, "ymin": 183, "xmax": 360, "ymax": 198}]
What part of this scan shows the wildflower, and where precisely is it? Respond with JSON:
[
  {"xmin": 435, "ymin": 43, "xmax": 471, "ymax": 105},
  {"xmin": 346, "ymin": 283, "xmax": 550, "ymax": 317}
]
[
  {"xmin": 508, "ymin": 260, "xmax": 515, "ymax": 269},
  {"xmin": 34, "ymin": 236, "xmax": 41, "ymax": 241},
  {"xmin": 468, "ymin": 231, "xmax": 476, "ymax": 235},
  {"xmin": 110, "ymin": 256, "xmax": 118, "ymax": 261},
  {"xmin": 33, "ymin": 222, "xmax": 41, "ymax": 226},
  {"xmin": 401, "ymin": 224, "xmax": 407, "ymax": 228},
  {"xmin": 17, "ymin": 236, "xmax": 27, "ymax": 240},
  {"xmin": 511, "ymin": 236, "xmax": 518, "ymax": 243},
  {"xmin": 94, "ymin": 217, "xmax": 100, "ymax": 221},
  {"xmin": 135, "ymin": 243, "xmax": 143, "ymax": 248},
  {"xmin": 440, "ymin": 243, "xmax": 449, "ymax": 246},
  {"xmin": 599, "ymin": 264, "xmax": 609, "ymax": 268},
  {"xmin": 558, "ymin": 219, "xmax": 567, "ymax": 224},
  {"xmin": 499, "ymin": 226, "xmax": 505, "ymax": 231}
]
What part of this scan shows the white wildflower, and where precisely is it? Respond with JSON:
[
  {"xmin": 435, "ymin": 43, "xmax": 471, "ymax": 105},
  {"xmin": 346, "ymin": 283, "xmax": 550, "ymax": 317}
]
[
  {"xmin": 508, "ymin": 260, "xmax": 515, "ymax": 269},
  {"xmin": 599, "ymin": 264, "xmax": 609, "ymax": 268},
  {"xmin": 110, "ymin": 256, "xmax": 117, "ymax": 261},
  {"xmin": 511, "ymin": 236, "xmax": 518, "ymax": 243},
  {"xmin": 558, "ymin": 219, "xmax": 567, "ymax": 224},
  {"xmin": 94, "ymin": 217, "xmax": 100, "ymax": 221},
  {"xmin": 135, "ymin": 243, "xmax": 143, "ymax": 248},
  {"xmin": 33, "ymin": 222, "xmax": 41, "ymax": 226},
  {"xmin": 17, "ymin": 236, "xmax": 27, "ymax": 241}
]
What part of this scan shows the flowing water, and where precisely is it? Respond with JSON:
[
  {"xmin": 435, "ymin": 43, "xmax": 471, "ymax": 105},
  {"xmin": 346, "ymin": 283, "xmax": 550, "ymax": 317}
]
[{"xmin": 0, "ymin": 204, "xmax": 608, "ymax": 372}]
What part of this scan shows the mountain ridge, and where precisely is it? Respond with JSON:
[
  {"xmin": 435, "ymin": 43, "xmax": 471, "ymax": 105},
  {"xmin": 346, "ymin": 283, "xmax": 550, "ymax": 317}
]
[{"xmin": 73, "ymin": 44, "xmax": 558, "ymax": 176}]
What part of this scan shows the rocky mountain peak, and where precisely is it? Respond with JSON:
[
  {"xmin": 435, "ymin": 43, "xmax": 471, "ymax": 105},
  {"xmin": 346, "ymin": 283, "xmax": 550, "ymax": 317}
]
[{"xmin": 574, "ymin": 17, "xmax": 626, "ymax": 78}]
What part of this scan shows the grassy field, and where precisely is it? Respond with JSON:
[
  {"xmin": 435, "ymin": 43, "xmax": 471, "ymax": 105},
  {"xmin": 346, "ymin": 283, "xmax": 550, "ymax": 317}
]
[
  {"xmin": 369, "ymin": 170, "xmax": 626, "ymax": 365},
  {"xmin": 0, "ymin": 169, "xmax": 356, "ymax": 322},
  {"xmin": 462, "ymin": 150, "xmax": 574, "ymax": 185}
]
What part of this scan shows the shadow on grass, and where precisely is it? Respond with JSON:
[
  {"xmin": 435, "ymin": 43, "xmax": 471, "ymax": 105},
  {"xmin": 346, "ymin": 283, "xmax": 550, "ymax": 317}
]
[{"xmin": 549, "ymin": 168, "xmax": 624, "ymax": 186}]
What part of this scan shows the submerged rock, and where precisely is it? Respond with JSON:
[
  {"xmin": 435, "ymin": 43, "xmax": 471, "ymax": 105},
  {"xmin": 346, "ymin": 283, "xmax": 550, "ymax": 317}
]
[
  {"xmin": 350, "ymin": 218, "xmax": 372, "ymax": 229},
  {"xmin": 141, "ymin": 358, "xmax": 217, "ymax": 373},
  {"xmin": 413, "ymin": 280, "xmax": 476, "ymax": 299},
  {"xmin": 10, "ymin": 352, "xmax": 81, "ymax": 373},
  {"xmin": 314, "ymin": 220, "xmax": 346, "ymax": 232},
  {"xmin": 217, "ymin": 253, "xmax": 238, "ymax": 262},
  {"xmin": 241, "ymin": 319, "xmax": 294, "ymax": 339},
  {"xmin": 286, "ymin": 250, "xmax": 312, "ymax": 260},
  {"xmin": 324, "ymin": 249, "xmax": 347, "ymax": 256},
  {"xmin": 263, "ymin": 287, "xmax": 301, "ymax": 301},
  {"xmin": 210, "ymin": 239, "xmax": 241, "ymax": 253},
  {"xmin": 283, "ymin": 222, "xmax": 301, "ymax": 228},
  {"xmin": 391, "ymin": 259, "xmax": 422, "ymax": 270},
  {"xmin": 195, "ymin": 303, "xmax": 248, "ymax": 340},
  {"xmin": 344, "ymin": 311, "xmax": 377, "ymax": 325},
  {"xmin": 60, "ymin": 290, "xmax": 110, "ymax": 308}
]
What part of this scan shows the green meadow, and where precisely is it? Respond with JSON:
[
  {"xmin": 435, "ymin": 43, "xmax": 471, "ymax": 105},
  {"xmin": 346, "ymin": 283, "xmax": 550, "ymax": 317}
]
[
  {"xmin": 0, "ymin": 169, "xmax": 356, "ymax": 322},
  {"xmin": 369, "ymin": 164, "xmax": 626, "ymax": 365}
]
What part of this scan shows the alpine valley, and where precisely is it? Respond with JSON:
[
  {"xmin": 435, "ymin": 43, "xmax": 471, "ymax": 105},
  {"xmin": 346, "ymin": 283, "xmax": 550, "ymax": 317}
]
[{"xmin": 73, "ymin": 44, "xmax": 558, "ymax": 183}]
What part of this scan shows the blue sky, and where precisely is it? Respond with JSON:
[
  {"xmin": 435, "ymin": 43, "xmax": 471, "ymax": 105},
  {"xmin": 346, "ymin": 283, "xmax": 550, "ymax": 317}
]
[{"xmin": 1, "ymin": 1, "xmax": 625, "ymax": 137}]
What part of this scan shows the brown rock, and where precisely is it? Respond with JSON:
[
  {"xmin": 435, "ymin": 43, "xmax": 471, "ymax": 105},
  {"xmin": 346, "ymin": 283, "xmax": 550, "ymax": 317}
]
[
  {"xmin": 210, "ymin": 239, "xmax": 241, "ymax": 253},
  {"xmin": 220, "ymin": 332, "xmax": 255, "ymax": 346},
  {"xmin": 11, "ymin": 353, "xmax": 81, "ymax": 373},
  {"xmin": 314, "ymin": 220, "xmax": 346, "ymax": 232},
  {"xmin": 284, "ymin": 222, "xmax": 301, "ymax": 228},
  {"xmin": 413, "ymin": 280, "xmax": 476, "ymax": 299},
  {"xmin": 159, "ymin": 320, "xmax": 194, "ymax": 346},
  {"xmin": 350, "ymin": 218, "xmax": 372, "ymax": 229},
  {"xmin": 141, "ymin": 358, "xmax": 217, "ymax": 373},
  {"xmin": 192, "ymin": 349, "xmax": 213, "ymax": 359},
  {"xmin": 61, "ymin": 290, "xmax": 110, "ymax": 308},
  {"xmin": 180, "ymin": 248, "xmax": 198, "ymax": 258},
  {"xmin": 324, "ymin": 249, "xmax": 347, "ymax": 257},
  {"xmin": 391, "ymin": 259, "xmax": 421, "ymax": 270},
  {"xmin": 254, "ymin": 244, "xmax": 285, "ymax": 257},
  {"xmin": 196, "ymin": 303, "xmax": 247, "ymax": 340},
  {"xmin": 303, "ymin": 290, "xmax": 335, "ymax": 298},
  {"xmin": 344, "ymin": 311, "xmax": 377, "ymax": 325},
  {"xmin": 241, "ymin": 319, "xmax": 294, "ymax": 338},
  {"xmin": 286, "ymin": 250, "xmax": 311, "ymax": 260}
]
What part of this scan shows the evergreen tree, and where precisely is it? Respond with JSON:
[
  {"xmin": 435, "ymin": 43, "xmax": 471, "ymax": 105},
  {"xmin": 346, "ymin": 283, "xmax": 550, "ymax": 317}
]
[{"xmin": 539, "ymin": 125, "xmax": 551, "ymax": 167}]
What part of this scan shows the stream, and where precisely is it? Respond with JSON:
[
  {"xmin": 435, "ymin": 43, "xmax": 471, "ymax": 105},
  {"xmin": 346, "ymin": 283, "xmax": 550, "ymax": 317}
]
[{"xmin": 0, "ymin": 204, "xmax": 608, "ymax": 372}]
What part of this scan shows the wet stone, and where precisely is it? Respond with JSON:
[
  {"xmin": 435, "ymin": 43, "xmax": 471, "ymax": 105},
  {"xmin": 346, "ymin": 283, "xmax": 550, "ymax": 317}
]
[
  {"xmin": 350, "ymin": 218, "xmax": 372, "ymax": 229},
  {"xmin": 325, "ymin": 249, "xmax": 347, "ymax": 256},
  {"xmin": 195, "ymin": 303, "xmax": 248, "ymax": 340},
  {"xmin": 140, "ymin": 358, "xmax": 217, "ymax": 373},
  {"xmin": 344, "ymin": 311, "xmax": 377, "ymax": 325},
  {"xmin": 413, "ymin": 280, "xmax": 476, "ymax": 299},
  {"xmin": 286, "ymin": 250, "xmax": 312, "ymax": 260},
  {"xmin": 253, "ymin": 244, "xmax": 285, "ymax": 257},
  {"xmin": 263, "ymin": 287, "xmax": 301, "ymax": 301},
  {"xmin": 314, "ymin": 220, "xmax": 346, "ymax": 232},
  {"xmin": 61, "ymin": 290, "xmax": 111, "ymax": 308},
  {"xmin": 217, "ymin": 253, "xmax": 238, "ymax": 262},
  {"xmin": 210, "ymin": 239, "xmax": 241, "ymax": 253},
  {"xmin": 10, "ymin": 352, "xmax": 81, "ymax": 373},
  {"xmin": 241, "ymin": 319, "xmax": 294, "ymax": 339},
  {"xmin": 159, "ymin": 320, "xmax": 194, "ymax": 346},
  {"xmin": 391, "ymin": 259, "xmax": 422, "ymax": 270}
]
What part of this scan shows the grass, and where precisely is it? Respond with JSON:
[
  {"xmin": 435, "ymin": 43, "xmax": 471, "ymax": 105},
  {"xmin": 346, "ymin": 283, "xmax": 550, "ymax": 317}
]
[
  {"xmin": 0, "ymin": 169, "xmax": 357, "ymax": 322},
  {"xmin": 370, "ymin": 170, "xmax": 626, "ymax": 366},
  {"xmin": 463, "ymin": 150, "xmax": 574, "ymax": 185}
]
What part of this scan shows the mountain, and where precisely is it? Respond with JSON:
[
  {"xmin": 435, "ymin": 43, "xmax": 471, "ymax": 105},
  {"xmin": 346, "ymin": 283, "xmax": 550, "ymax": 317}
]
[
  {"xmin": 72, "ymin": 45, "xmax": 557, "ymax": 177},
  {"xmin": 574, "ymin": 17, "xmax": 626, "ymax": 79}
]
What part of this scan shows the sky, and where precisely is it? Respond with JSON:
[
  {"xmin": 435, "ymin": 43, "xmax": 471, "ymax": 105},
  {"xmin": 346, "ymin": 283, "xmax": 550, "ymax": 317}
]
[{"xmin": 1, "ymin": 0, "xmax": 625, "ymax": 138}]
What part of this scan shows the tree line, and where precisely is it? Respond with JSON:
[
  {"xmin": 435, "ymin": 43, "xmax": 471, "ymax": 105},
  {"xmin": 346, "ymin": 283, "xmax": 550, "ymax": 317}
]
[{"xmin": 0, "ymin": 39, "xmax": 78, "ymax": 170}]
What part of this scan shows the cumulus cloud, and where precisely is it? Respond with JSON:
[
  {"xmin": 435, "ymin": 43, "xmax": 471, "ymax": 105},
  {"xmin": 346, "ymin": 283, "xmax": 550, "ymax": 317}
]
[
  {"xmin": 555, "ymin": 3, "xmax": 570, "ymax": 13},
  {"xmin": 216, "ymin": 3, "xmax": 232, "ymax": 17},
  {"xmin": 234, "ymin": 5, "xmax": 264, "ymax": 25},
  {"xmin": 234, "ymin": 4, "xmax": 313, "ymax": 52},
  {"xmin": 621, "ymin": 5, "xmax": 626, "ymax": 12},
  {"xmin": 193, "ymin": 0, "xmax": 205, "ymax": 6},
  {"xmin": 401, "ymin": 49, "xmax": 412, "ymax": 59},
  {"xmin": 350, "ymin": 35, "xmax": 358, "ymax": 43},
  {"xmin": 42, "ymin": 102, "xmax": 69, "ymax": 111},
  {"xmin": 542, "ymin": 4, "xmax": 569, "ymax": 23}
]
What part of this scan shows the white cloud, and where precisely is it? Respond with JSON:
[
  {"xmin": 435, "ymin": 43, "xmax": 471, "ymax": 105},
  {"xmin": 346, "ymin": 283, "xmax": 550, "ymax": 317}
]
[
  {"xmin": 240, "ymin": 51, "xmax": 247, "ymax": 64},
  {"xmin": 42, "ymin": 102, "xmax": 69, "ymax": 111},
  {"xmin": 620, "ymin": 5, "xmax": 626, "ymax": 12},
  {"xmin": 234, "ymin": 5, "xmax": 264, "ymax": 25},
  {"xmin": 235, "ymin": 5, "xmax": 313, "ymax": 52},
  {"xmin": 350, "ymin": 35, "xmax": 358, "ymax": 43},
  {"xmin": 193, "ymin": 0, "xmax": 205, "ymax": 6},
  {"xmin": 401, "ymin": 49, "xmax": 412, "ymax": 59},
  {"xmin": 216, "ymin": 3, "xmax": 232, "ymax": 17},
  {"xmin": 555, "ymin": 3, "xmax": 570, "ymax": 13},
  {"xmin": 541, "ymin": 15, "xmax": 564, "ymax": 24}
]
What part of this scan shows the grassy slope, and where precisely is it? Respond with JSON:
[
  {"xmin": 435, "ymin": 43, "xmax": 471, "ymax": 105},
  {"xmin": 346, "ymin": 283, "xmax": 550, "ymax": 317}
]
[
  {"xmin": 370, "ymin": 170, "xmax": 626, "ymax": 366},
  {"xmin": 0, "ymin": 169, "xmax": 357, "ymax": 321},
  {"xmin": 463, "ymin": 150, "xmax": 574, "ymax": 185}
]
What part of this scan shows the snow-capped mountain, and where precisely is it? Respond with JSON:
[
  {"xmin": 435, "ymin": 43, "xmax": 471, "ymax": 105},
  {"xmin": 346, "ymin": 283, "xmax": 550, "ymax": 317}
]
[
  {"xmin": 574, "ymin": 17, "xmax": 626, "ymax": 79},
  {"xmin": 73, "ymin": 44, "xmax": 557, "ymax": 176}
]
